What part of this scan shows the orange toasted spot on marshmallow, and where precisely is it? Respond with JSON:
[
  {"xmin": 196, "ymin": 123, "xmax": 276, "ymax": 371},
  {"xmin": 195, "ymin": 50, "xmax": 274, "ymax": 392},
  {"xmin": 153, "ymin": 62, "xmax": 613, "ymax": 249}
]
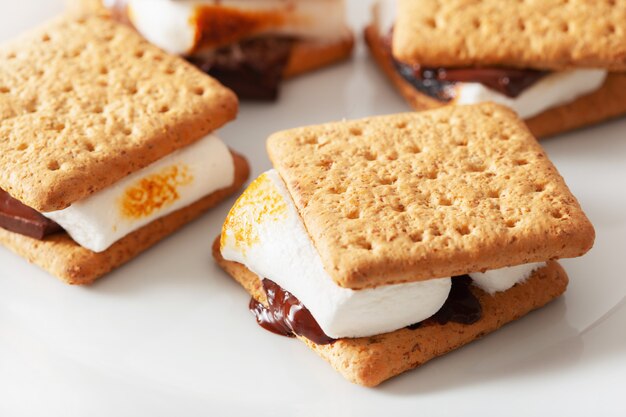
[{"xmin": 119, "ymin": 165, "xmax": 193, "ymax": 220}]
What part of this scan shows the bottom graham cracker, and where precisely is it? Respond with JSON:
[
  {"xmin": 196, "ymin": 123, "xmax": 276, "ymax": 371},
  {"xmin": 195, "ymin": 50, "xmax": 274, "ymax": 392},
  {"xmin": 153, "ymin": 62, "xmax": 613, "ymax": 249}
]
[{"xmin": 212, "ymin": 237, "xmax": 568, "ymax": 387}]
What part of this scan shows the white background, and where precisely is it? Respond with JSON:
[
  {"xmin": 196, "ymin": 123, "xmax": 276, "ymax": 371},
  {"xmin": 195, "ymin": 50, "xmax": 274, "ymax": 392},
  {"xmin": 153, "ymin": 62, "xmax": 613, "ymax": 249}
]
[{"xmin": 1, "ymin": 1, "xmax": 625, "ymax": 416}]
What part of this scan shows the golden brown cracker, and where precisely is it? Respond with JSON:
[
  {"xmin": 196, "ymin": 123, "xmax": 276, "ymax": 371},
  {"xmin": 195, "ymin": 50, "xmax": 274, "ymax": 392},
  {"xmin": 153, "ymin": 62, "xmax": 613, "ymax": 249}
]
[
  {"xmin": 393, "ymin": 0, "xmax": 626, "ymax": 70},
  {"xmin": 0, "ymin": 153, "xmax": 249, "ymax": 285},
  {"xmin": 365, "ymin": 23, "xmax": 626, "ymax": 139},
  {"xmin": 283, "ymin": 30, "xmax": 355, "ymax": 78},
  {"xmin": 267, "ymin": 103, "xmax": 594, "ymax": 289},
  {"xmin": 212, "ymin": 238, "xmax": 569, "ymax": 387},
  {"xmin": 0, "ymin": 15, "xmax": 238, "ymax": 212}
]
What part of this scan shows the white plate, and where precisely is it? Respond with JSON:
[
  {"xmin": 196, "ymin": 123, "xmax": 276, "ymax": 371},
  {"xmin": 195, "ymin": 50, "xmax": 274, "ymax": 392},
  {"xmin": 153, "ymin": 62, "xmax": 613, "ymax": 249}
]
[{"xmin": 1, "ymin": 1, "xmax": 625, "ymax": 416}]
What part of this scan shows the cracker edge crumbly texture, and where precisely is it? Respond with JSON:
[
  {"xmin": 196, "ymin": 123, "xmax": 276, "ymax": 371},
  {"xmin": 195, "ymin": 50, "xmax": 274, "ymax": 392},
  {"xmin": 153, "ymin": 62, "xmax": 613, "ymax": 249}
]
[
  {"xmin": 266, "ymin": 103, "xmax": 594, "ymax": 289},
  {"xmin": 0, "ymin": 153, "xmax": 249, "ymax": 285},
  {"xmin": 212, "ymin": 237, "xmax": 569, "ymax": 387},
  {"xmin": 364, "ymin": 23, "xmax": 626, "ymax": 139}
]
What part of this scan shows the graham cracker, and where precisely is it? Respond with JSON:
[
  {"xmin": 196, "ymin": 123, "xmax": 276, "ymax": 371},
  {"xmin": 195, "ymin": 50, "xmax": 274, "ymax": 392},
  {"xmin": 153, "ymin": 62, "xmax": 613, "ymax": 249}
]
[
  {"xmin": 393, "ymin": 0, "xmax": 626, "ymax": 70},
  {"xmin": 212, "ymin": 238, "xmax": 569, "ymax": 387},
  {"xmin": 0, "ymin": 15, "xmax": 238, "ymax": 212},
  {"xmin": 267, "ymin": 103, "xmax": 594, "ymax": 289},
  {"xmin": 365, "ymin": 24, "xmax": 626, "ymax": 139},
  {"xmin": 0, "ymin": 153, "xmax": 249, "ymax": 285},
  {"xmin": 283, "ymin": 30, "xmax": 354, "ymax": 79}
]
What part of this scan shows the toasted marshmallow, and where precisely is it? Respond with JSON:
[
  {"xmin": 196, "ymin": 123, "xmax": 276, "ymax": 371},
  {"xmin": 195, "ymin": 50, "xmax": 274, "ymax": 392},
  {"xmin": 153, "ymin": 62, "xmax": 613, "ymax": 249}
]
[
  {"xmin": 470, "ymin": 262, "xmax": 546, "ymax": 295},
  {"xmin": 126, "ymin": 0, "xmax": 348, "ymax": 55},
  {"xmin": 44, "ymin": 134, "xmax": 234, "ymax": 253},
  {"xmin": 220, "ymin": 170, "xmax": 452, "ymax": 339},
  {"xmin": 456, "ymin": 69, "xmax": 607, "ymax": 119}
]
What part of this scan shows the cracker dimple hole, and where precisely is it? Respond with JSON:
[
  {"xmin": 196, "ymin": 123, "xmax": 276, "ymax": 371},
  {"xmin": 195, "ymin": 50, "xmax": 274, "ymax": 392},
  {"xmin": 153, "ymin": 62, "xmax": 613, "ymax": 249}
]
[
  {"xmin": 302, "ymin": 136, "xmax": 318, "ymax": 145},
  {"xmin": 467, "ymin": 163, "xmax": 485, "ymax": 172},
  {"xmin": 406, "ymin": 144, "xmax": 421, "ymax": 154},
  {"xmin": 84, "ymin": 141, "xmax": 95, "ymax": 152},
  {"xmin": 50, "ymin": 123, "xmax": 65, "ymax": 132},
  {"xmin": 158, "ymin": 105, "xmax": 170, "ymax": 113},
  {"xmin": 62, "ymin": 85, "xmax": 73, "ymax": 93},
  {"xmin": 47, "ymin": 161, "xmax": 60, "ymax": 171},
  {"xmin": 164, "ymin": 67, "xmax": 175, "ymax": 75},
  {"xmin": 488, "ymin": 189, "xmax": 500, "ymax": 198},
  {"xmin": 128, "ymin": 86, "xmax": 138, "ymax": 95},
  {"xmin": 93, "ymin": 105, "xmax": 103, "ymax": 114},
  {"xmin": 515, "ymin": 159, "xmax": 528, "ymax": 166},
  {"xmin": 329, "ymin": 185, "xmax": 347, "ymax": 194},
  {"xmin": 518, "ymin": 19, "xmax": 526, "ymax": 31},
  {"xmin": 439, "ymin": 196, "xmax": 452, "ymax": 206},
  {"xmin": 193, "ymin": 87, "xmax": 205, "ymax": 96},
  {"xmin": 455, "ymin": 139, "xmax": 468, "ymax": 147},
  {"xmin": 379, "ymin": 176, "xmax": 397, "ymax": 185},
  {"xmin": 429, "ymin": 226, "xmax": 442, "ymax": 237},
  {"xmin": 7, "ymin": 52, "xmax": 16, "ymax": 59},
  {"xmin": 98, "ymin": 80, "xmax": 108, "ymax": 87},
  {"xmin": 349, "ymin": 127, "xmax": 363, "ymax": 136},
  {"xmin": 395, "ymin": 121, "xmax": 407, "ymax": 129},
  {"xmin": 363, "ymin": 150, "xmax": 377, "ymax": 161},
  {"xmin": 122, "ymin": 127, "xmax": 132, "ymax": 136},
  {"xmin": 607, "ymin": 24, "xmax": 616, "ymax": 34},
  {"xmin": 0, "ymin": 86, "xmax": 9, "ymax": 94},
  {"xmin": 456, "ymin": 225, "xmax": 471, "ymax": 236},
  {"xmin": 409, "ymin": 232, "xmax": 423, "ymax": 243},
  {"xmin": 560, "ymin": 22, "xmax": 569, "ymax": 33},
  {"xmin": 425, "ymin": 170, "xmax": 438, "ymax": 180},
  {"xmin": 425, "ymin": 17, "xmax": 437, "ymax": 29},
  {"xmin": 134, "ymin": 50, "xmax": 145, "ymax": 58},
  {"xmin": 16, "ymin": 143, "xmax": 27, "ymax": 151},
  {"xmin": 506, "ymin": 219, "xmax": 519, "ymax": 228},
  {"xmin": 386, "ymin": 151, "xmax": 398, "ymax": 161},
  {"xmin": 99, "ymin": 67, "xmax": 109, "ymax": 75},
  {"xmin": 552, "ymin": 210, "xmax": 563, "ymax": 219},
  {"xmin": 103, "ymin": 34, "xmax": 114, "ymax": 42},
  {"xmin": 346, "ymin": 209, "xmax": 360, "ymax": 220},
  {"xmin": 392, "ymin": 203, "xmax": 406, "ymax": 213},
  {"xmin": 534, "ymin": 183, "xmax": 545, "ymax": 192},
  {"xmin": 472, "ymin": 18, "xmax": 481, "ymax": 29},
  {"xmin": 42, "ymin": 33, "xmax": 51, "ymax": 42},
  {"xmin": 316, "ymin": 159, "xmax": 333, "ymax": 170}
]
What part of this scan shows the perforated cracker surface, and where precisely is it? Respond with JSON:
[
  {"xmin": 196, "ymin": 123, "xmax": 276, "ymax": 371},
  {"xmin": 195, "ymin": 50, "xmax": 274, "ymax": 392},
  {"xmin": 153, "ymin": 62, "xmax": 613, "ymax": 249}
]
[
  {"xmin": 393, "ymin": 0, "xmax": 626, "ymax": 70},
  {"xmin": 267, "ymin": 103, "xmax": 594, "ymax": 289},
  {"xmin": 0, "ymin": 15, "xmax": 237, "ymax": 212}
]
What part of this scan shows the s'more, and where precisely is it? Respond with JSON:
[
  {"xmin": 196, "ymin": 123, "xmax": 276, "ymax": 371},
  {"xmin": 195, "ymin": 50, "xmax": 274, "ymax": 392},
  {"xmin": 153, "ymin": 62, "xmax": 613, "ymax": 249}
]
[
  {"xmin": 68, "ymin": 0, "xmax": 354, "ymax": 100},
  {"xmin": 213, "ymin": 103, "xmax": 595, "ymax": 386},
  {"xmin": 0, "ymin": 15, "xmax": 249, "ymax": 284},
  {"xmin": 365, "ymin": 0, "xmax": 626, "ymax": 138}
]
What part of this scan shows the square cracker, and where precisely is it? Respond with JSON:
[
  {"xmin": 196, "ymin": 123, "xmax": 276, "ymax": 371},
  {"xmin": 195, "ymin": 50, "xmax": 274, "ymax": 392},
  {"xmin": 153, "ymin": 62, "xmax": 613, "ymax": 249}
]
[
  {"xmin": 0, "ymin": 15, "xmax": 237, "ymax": 212},
  {"xmin": 364, "ymin": 24, "xmax": 626, "ymax": 139},
  {"xmin": 0, "ymin": 153, "xmax": 249, "ymax": 285},
  {"xmin": 212, "ymin": 238, "xmax": 569, "ymax": 387},
  {"xmin": 393, "ymin": 0, "xmax": 626, "ymax": 71},
  {"xmin": 267, "ymin": 103, "xmax": 594, "ymax": 289}
]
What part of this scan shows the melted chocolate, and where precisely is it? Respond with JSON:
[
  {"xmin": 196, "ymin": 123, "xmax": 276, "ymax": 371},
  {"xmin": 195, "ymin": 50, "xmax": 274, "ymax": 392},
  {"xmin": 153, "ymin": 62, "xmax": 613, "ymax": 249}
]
[
  {"xmin": 385, "ymin": 35, "xmax": 547, "ymax": 101},
  {"xmin": 250, "ymin": 275, "xmax": 483, "ymax": 344},
  {"xmin": 0, "ymin": 189, "xmax": 62, "ymax": 239},
  {"xmin": 187, "ymin": 37, "xmax": 294, "ymax": 101},
  {"xmin": 249, "ymin": 279, "xmax": 335, "ymax": 345},
  {"xmin": 431, "ymin": 275, "xmax": 482, "ymax": 325}
]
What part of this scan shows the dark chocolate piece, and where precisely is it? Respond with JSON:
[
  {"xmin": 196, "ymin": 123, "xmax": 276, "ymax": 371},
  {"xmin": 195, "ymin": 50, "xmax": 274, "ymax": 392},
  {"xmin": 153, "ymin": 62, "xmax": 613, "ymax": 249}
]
[
  {"xmin": 187, "ymin": 37, "xmax": 294, "ymax": 101},
  {"xmin": 430, "ymin": 275, "xmax": 482, "ymax": 325},
  {"xmin": 0, "ymin": 189, "xmax": 62, "ymax": 240},
  {"xmin": 249, "ymin": 279, "xmax": 336, "ymax": 345}
]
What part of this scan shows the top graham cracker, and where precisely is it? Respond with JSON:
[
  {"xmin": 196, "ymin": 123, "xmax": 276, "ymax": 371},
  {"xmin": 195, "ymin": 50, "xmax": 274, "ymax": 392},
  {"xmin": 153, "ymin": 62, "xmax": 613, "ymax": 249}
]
[
  {"xmin": 0, "ymin": 15, "xmax": 237, "ymax": 212},
  {"xmin": 267, "ymin": 103, "xmax": 595, "ymax": 290},
  {"xmin": 393, "ymin": 0, "xmax": 626, "ymax": 71}
]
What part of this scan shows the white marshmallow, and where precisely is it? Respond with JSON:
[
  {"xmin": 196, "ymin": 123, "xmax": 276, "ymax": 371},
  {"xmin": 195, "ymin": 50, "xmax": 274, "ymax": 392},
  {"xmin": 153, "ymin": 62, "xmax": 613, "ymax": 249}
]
[
  {"xmin": 470, "ymin": 262, "xmax": 546, "ymax": 295},
  {"xmin": 220, "ymin": 170, "xmax": 452, "ymax": 339},
  {"xmin": 44, "ymin": 134, "xmax": 234, "ymax": 253},
  {"xmin": 127, "ymin": 0, "xmax": 348, "ymax": 55},
  {"xmin": 456, "ymin": 69, "xmax": 607, "ymax": 119}
]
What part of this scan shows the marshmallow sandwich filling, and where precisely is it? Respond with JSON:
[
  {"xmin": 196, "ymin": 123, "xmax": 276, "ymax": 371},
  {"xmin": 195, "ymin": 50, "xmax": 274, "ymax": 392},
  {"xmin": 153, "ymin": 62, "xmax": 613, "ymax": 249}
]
[{"xmin": 221, "ymin": 170, "xmax": 546, "ymax": 341}]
